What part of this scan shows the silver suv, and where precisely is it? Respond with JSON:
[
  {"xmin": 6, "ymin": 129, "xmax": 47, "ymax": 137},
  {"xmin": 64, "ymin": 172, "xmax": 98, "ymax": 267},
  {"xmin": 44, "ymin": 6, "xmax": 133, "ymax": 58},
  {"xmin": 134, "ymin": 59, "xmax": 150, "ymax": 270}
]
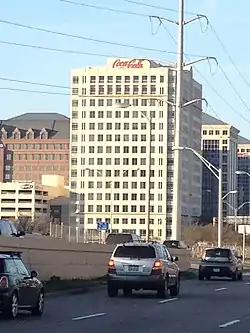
[
  {"xmin": 199, "ymin": 247, "xmax": 243, "ymax": 281},
  {"xmin": 107, "ymin": 242, "xmax": 180, "ymax": 298}
]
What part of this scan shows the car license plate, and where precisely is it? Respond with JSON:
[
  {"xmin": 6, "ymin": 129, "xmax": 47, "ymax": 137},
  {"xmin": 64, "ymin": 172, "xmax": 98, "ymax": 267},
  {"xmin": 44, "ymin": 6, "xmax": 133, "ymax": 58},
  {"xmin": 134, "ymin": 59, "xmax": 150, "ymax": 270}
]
[
  {"xmin": 128, "ymin": 265, "xmax": 139, "ymax": 272},
  {"xmin": 213, "ymin": 268, "xmax": 220, "ymax": 272}
]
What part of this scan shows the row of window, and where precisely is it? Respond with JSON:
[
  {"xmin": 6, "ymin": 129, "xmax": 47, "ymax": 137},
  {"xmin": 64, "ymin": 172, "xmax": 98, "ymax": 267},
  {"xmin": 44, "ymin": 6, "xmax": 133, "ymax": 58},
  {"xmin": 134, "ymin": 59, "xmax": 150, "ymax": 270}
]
[
  {"xmin": 71, "ymin": 180, "xmax": 173, "ymax": 190},
  {"xmin": 13, "ymin": 154, "xmax": 69, "ymax": 161},
  {"xmin": 6, "ymin": 143, "xmax": 69, "ymax": 150},
  {"xmin": 85, "ymin": 204, "xmax": 172, "ymax": 213},
  {"xmin": 72, "ymin": 169, "xmax": 166, "ymax": 178},
  {"xmin": 72, "ymin": 75, "xmax": 170, "ymax": 85},
  {"xmin": 85, "ymin": 227, "xmax": 164, "ymax": 238},
  {"xmin": 74, "ymin": 122, "xmax": 165, "ymax": 131},
  {"xmin": 203, "ymin": 129, "xmax": 228, "ymax": 136},
  {"xmin": 71, "ymin": 157, "xmax": 173, "ymax": 167},
  {"xmin": 1, "ymin": 129, "xmax": 50, "ymax": 140},
  {"xmin": 84, "ymin": 192, "xmax": 172, "ymax": 201},
  {"xmin": 72, "ymin": 145, "xmax": 168, "ymax": 155},
  {"xmin": 73, "ymin": 98, "xmax": 167, "ymax": 109}
]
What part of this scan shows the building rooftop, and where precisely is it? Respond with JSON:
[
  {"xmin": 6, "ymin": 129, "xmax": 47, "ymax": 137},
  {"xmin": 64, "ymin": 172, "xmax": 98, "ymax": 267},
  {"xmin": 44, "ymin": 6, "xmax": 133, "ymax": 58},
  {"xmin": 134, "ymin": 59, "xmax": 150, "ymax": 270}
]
[
  {"xmin": 238, "ymin": 135, "xmax": 250, "ymax": 145},
  {"xmin": 1, "ymin": 112, "xmax": 70, "ymax": 139},
  {"xmin": 202, "ymin": 113, "xmax": 228, "ymax": 126}
]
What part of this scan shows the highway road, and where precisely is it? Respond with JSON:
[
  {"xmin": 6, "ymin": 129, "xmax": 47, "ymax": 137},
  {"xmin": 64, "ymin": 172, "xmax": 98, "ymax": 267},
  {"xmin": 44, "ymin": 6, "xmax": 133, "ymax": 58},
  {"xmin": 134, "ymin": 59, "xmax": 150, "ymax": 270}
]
[{"xmin": 1, "ymin": 276, "xmax": 250, "ymax": 333}]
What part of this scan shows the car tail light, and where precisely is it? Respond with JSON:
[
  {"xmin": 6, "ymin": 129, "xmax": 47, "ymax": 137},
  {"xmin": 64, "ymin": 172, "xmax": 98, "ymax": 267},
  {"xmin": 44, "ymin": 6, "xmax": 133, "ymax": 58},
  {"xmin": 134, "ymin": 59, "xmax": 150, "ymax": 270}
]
[
  {"xmin": 152, "ymin": 260, "xmax": 163, "ymax": 272},
  {"xmin": 108, "ymin": 259, "xmax": 116, "ymax": 273},
  {"xmin": 0, "ymin": 276, "xmax": 8, "ymax": 288}
]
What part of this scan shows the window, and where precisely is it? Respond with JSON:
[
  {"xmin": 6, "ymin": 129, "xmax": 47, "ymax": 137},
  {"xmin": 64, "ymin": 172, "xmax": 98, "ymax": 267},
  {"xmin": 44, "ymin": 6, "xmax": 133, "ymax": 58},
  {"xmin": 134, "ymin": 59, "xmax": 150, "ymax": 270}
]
[
  {"xmin": 14, "ymin": 259, "xmax": 29, "ymax": 276},
  {"xmin": 114, "ymin": 245, "xmax": 156, "ymax": 258}
]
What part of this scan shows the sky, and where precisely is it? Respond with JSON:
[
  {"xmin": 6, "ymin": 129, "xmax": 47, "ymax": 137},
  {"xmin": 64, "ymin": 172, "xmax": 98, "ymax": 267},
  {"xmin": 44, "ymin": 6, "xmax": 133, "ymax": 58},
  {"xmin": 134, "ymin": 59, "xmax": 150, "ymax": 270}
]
[{"xmin": 1, "ymin": 0, "xmax": 250, "ymax": 137}]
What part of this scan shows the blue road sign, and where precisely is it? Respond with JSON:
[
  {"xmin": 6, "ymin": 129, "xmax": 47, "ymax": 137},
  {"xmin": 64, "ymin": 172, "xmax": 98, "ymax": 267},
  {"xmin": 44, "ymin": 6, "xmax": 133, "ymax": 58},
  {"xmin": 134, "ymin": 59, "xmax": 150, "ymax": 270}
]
[{"xmin": 97, "ymin": 221, "xmax": 109, "ymax": 231}]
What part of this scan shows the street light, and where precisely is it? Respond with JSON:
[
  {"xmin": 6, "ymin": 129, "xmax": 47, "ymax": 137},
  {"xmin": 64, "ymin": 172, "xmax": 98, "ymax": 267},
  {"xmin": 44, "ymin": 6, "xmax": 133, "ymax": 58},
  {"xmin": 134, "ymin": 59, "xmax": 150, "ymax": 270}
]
[
  {"xmin": 116, "ymin": 102, "xmax": 152, "ymax": 242},
  {"xmin": 223, "ymin": 201, "xmax": 250, "ymax": 231},
  {"xmin": 235, "ymin": 170, "xmax": 250, "ymax": 177},
  {"xmin": 222, "ymin": 190, "xmax": 238, "ymax": 201},
  {"xmin": 173, "ymin": 145, "xmax": 223, "ymax": 247}
]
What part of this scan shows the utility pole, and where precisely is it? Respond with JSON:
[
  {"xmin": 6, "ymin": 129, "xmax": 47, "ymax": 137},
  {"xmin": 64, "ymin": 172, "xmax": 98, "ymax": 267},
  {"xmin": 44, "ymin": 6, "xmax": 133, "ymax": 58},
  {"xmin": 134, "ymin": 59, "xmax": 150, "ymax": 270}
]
[
  {"xmin": 146, "ymin": 117, "xmax": 152, "ymax": 242},
  {"xmin": 172, "ymin": 0, "xmax": 184, "ymax": 241}
]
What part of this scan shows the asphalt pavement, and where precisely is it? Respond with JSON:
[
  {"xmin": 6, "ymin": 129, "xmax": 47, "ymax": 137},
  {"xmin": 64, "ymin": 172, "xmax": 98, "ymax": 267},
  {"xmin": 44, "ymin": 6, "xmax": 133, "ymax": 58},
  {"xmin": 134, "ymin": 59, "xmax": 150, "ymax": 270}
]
[{"xmin": 1, "ymin": 275, "xmax": 250, "ymax": 333}]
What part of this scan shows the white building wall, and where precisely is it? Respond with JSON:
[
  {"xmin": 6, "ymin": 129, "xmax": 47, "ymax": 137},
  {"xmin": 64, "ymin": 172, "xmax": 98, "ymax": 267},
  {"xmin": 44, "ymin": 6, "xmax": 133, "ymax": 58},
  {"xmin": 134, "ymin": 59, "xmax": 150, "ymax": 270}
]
[{"xmin": 70, "ymin": 58, "xmax": 202, "ymax": 240}]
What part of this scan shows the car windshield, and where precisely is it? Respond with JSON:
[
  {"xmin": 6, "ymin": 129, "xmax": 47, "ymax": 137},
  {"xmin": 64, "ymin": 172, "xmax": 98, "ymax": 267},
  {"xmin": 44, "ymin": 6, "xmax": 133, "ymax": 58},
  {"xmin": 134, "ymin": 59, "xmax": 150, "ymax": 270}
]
[
  {"xmin": 0, "ymin": 259, "xmax": 4, "ymax": 273},
  {"xmin": 106, "ymin": 234, "xmax": 132, "ymax": 244},
  {"xmin": 114, "ymin": 245, "xmax": 156, "ymax": 258},
  {"xmin": 205, "ymin": 248, "xmax": 231, "ymax": 258}
]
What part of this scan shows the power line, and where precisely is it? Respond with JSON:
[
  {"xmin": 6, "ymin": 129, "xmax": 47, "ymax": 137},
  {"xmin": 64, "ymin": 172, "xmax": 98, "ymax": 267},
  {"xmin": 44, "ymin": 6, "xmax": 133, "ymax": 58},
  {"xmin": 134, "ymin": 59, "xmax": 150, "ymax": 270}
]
[
  {"xmin": 0, "ymin": 19, "xmax": 183, "ymax": 56},
  {"xmin": 159, "ymin": 21, "xmax": 250, "ymax": 125},
  {"xmin": 123, "ymin": 0, "xmax": 198, "ymax": 16},
  {"xmin": 209, "ymin": 23, "xmax": 250, "ymax": 90},
  {"xmin": 0, "ymin": 39, "xmax": 207, "ymax": 59},
  {"xmin": 0, "ymin": 87, "xmax": 69, "ymax": 95},
  {"xmin": 0, "ymin": 77, "xmax": 69, "ymax": 89},
  {"xmin": 60, "ymin": 0, "xmax": 151, "ymax": 18}
]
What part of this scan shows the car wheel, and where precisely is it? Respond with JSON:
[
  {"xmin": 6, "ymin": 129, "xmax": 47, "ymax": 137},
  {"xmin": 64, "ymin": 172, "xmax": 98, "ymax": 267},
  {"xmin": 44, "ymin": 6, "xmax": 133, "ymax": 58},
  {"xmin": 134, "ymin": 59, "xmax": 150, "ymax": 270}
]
[
  {"xmin": 157, "ymin": 276, "xmax": 168, "ymax": 298},
  {"xmin": 232, "ymin": 271, "xmax": 238, "ymax": 281},
  {"xmin": 31, "ymin": 290, "xmax": 44, "ymax": 316},
  {"xmin": 4, "ymin": 292, "xmax": 19, "ymax": 319},
  {"xmin": 107, "ymin": 283, "xmax": 118, "ymax": 297},
  {"xmin": 123, "ymin": 287, "xmax": 132, "ymax": 296},
  {"xmin": 238, "ymin": 271, "xmax": 243, "ymax": 281},
  {"xmin": 169, "ymin": 275, "xmax": 180, "ymax": 297},
  {"xmin": 198, "ymin": 272, "xmax": 204, "ymax": 280}
]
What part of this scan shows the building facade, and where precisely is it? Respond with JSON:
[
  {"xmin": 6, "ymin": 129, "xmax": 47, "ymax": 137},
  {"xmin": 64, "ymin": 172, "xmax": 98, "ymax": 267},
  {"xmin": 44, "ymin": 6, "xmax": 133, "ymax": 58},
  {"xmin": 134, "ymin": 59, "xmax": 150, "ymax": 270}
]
[
  {"xmin": 237, "ymin": 135, "xmax": 250, "ymax": 216},
  {"xmin": 70, "ymin": 58, "xmax": 203, "ymax": 240},
  {"xmin": 0, "ymin": 175, "xmax": 68, "ymax": 222},
  {"xmin": 0, "ymin": 113, "xmax": 70, "ymax": 184},
  {"xmin": 201, "ymin": 114, "xmax": 239, "ymax": 223}
]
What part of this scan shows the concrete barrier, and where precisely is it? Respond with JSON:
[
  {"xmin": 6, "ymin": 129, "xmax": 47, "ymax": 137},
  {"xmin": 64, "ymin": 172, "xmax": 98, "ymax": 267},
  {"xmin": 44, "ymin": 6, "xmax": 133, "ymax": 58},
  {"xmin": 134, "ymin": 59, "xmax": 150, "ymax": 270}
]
[{"xmin": 0, "ymin": 236, "xmax": 190, "ymax": 281}]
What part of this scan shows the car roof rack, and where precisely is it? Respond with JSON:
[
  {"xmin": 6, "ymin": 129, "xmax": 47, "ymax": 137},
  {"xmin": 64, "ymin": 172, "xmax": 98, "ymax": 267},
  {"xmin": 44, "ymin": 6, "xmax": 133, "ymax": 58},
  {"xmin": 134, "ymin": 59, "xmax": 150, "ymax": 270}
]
[{"xmin": 0, "ymin": 251, "xmax": 22, "ymax": 257}]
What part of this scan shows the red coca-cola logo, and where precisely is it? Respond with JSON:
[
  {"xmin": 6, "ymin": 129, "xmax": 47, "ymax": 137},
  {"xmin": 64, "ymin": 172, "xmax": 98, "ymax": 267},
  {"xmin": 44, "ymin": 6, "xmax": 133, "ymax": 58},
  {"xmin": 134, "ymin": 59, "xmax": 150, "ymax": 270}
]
[{"xmin": 112, "ymin": 59, "xmax": 146, "ymax": 69}]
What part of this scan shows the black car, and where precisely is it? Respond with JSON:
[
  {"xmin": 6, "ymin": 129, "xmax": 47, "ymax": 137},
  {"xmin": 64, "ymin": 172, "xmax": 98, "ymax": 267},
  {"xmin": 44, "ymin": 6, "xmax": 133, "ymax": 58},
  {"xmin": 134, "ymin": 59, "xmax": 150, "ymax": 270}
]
[
  {"xmin": 0, "ymin": 251, "xmax": 44, "ymax": 319},
  {"xmin": 106, "ymin": 233, "xmax": 142, "ymax": 245}
]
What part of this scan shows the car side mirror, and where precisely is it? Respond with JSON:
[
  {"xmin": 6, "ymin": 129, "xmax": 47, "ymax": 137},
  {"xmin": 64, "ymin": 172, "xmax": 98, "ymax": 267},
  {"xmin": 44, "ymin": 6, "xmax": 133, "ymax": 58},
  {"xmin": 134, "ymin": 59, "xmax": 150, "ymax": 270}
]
[
  {"xmin": 173, "ymin": 256, "xmax": 179, "ymax": 262},
  {"xmin": 30, "ymin": 270, "xmax": 38, "ymax": 278}
]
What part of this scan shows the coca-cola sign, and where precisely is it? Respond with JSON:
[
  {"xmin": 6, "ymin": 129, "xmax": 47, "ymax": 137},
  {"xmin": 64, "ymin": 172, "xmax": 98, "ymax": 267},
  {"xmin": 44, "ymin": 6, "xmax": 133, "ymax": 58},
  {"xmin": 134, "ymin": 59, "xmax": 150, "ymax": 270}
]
[{"xmin": 113, "ymin": 59, "xmax": 146, "ymax": 69}]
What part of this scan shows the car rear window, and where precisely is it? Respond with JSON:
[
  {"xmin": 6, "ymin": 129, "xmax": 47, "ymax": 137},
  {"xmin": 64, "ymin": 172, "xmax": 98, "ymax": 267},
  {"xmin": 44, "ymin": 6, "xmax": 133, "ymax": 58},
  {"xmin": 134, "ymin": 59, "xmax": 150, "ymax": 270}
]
[
  {"xmin": 106, "ymin": 234, "xmax": 133, "ymax": 244},
  {"xmin": 0, "ymin": 259, "xmax": 4, "ymax": 273},
  {"xmin": 205, "ymin": 248, "xmax": 231, "ymax": 258},
  {"xmin": 114, "ymin": 246, "xmax": 156, "ymax": 258}
]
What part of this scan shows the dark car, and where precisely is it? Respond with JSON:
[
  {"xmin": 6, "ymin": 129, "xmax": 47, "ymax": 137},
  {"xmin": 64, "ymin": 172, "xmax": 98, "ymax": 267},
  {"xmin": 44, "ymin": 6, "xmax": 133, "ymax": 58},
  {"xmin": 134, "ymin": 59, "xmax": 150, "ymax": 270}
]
[
  {"xmin": 199, "ymin": 247, "xmax": 243, "ymax": 281},
  {"xmin": 0, "ymin": 220, "xmax": 25, "ymax": 238},
  {"xmin": 0, "ymin": 251, "xmax": 44, "ymax": 319},
  {"xmin": 106, "ymin": 233, "xmax": 142, "ymax": 245}
]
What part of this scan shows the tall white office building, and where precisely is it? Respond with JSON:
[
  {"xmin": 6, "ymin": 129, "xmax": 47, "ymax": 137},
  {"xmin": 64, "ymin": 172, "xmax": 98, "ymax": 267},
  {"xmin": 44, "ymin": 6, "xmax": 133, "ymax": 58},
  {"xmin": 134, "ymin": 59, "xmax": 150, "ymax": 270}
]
[{"xmin": 70, "ymin": 58, "xmax": 203, "ymax": 241}]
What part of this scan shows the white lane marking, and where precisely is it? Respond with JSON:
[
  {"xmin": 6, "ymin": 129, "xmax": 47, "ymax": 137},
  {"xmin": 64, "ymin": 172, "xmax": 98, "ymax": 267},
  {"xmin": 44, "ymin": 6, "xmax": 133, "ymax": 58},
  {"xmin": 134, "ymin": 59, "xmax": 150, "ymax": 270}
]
[
  {"xmin": 219, "ymin": 319, "xmax": 240, "ymax": 328},
  {"xmin": 215, "ymin": 287, "xmax": 227, "ymax": 292},
  {"xmin": 158, "ymin": 297, "xmax": 178, "ymax": 304},
  {"xmin": 245, "ymin": 282, "xmax": 250, "ymax": 285},
  {"xmin": 72, "ymin": 312, "xmax": 106, "ymax": 321}
]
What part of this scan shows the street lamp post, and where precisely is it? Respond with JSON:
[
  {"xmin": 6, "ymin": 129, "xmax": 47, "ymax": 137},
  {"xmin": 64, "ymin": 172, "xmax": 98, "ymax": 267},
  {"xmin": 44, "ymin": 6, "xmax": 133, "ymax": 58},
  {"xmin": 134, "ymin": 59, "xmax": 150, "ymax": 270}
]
[
  {"xmin": 173, "ymin": 146, "xmax": 223, "ymax": 247},
  {"xmin": 224, "ymin": 201, "xmax": 250, "ymax": 231}
]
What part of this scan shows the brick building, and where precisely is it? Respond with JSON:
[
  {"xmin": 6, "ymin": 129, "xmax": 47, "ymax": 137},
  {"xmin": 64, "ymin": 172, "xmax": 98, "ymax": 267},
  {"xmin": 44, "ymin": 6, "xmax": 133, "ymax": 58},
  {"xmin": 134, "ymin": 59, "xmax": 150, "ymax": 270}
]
[{"xmin": 0, "ymin": 112, "xmax": 70, "ymax": 184}]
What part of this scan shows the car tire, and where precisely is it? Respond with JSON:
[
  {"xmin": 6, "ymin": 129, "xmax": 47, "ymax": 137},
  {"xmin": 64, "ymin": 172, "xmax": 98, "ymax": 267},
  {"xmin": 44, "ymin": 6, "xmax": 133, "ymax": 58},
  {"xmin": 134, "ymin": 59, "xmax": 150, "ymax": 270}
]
[
  {"xmin": 123, "ymin": 287, "xmax": 132, "ymax": 296},
  {"xmin": 31, "ymin": 290, "xmax": 44, "ymax": 316},
  {"xmin": 169, "ymin": 275, "xmax": 180, "ymax": 297},
  {"xmin": 232, "ymin": 271, "xmax": 238, "ymax": 281},
  {"xmin": 238, "ymin": 271, "xmax": 243, "ymax": 281},
  {"xmin": 198, "ymin": 272, "xmax": 204, "ymax": 280},
  {"xmin": 107, "ymin": 283, "xmax": 118, "ymax": 297},
  {"xmin": 157, "ymin": 277, "xmax": 168, "ymax": 298},
  {"xmin": 4, "ymin": 292, "xmax": 19, "ymax": 319}
]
